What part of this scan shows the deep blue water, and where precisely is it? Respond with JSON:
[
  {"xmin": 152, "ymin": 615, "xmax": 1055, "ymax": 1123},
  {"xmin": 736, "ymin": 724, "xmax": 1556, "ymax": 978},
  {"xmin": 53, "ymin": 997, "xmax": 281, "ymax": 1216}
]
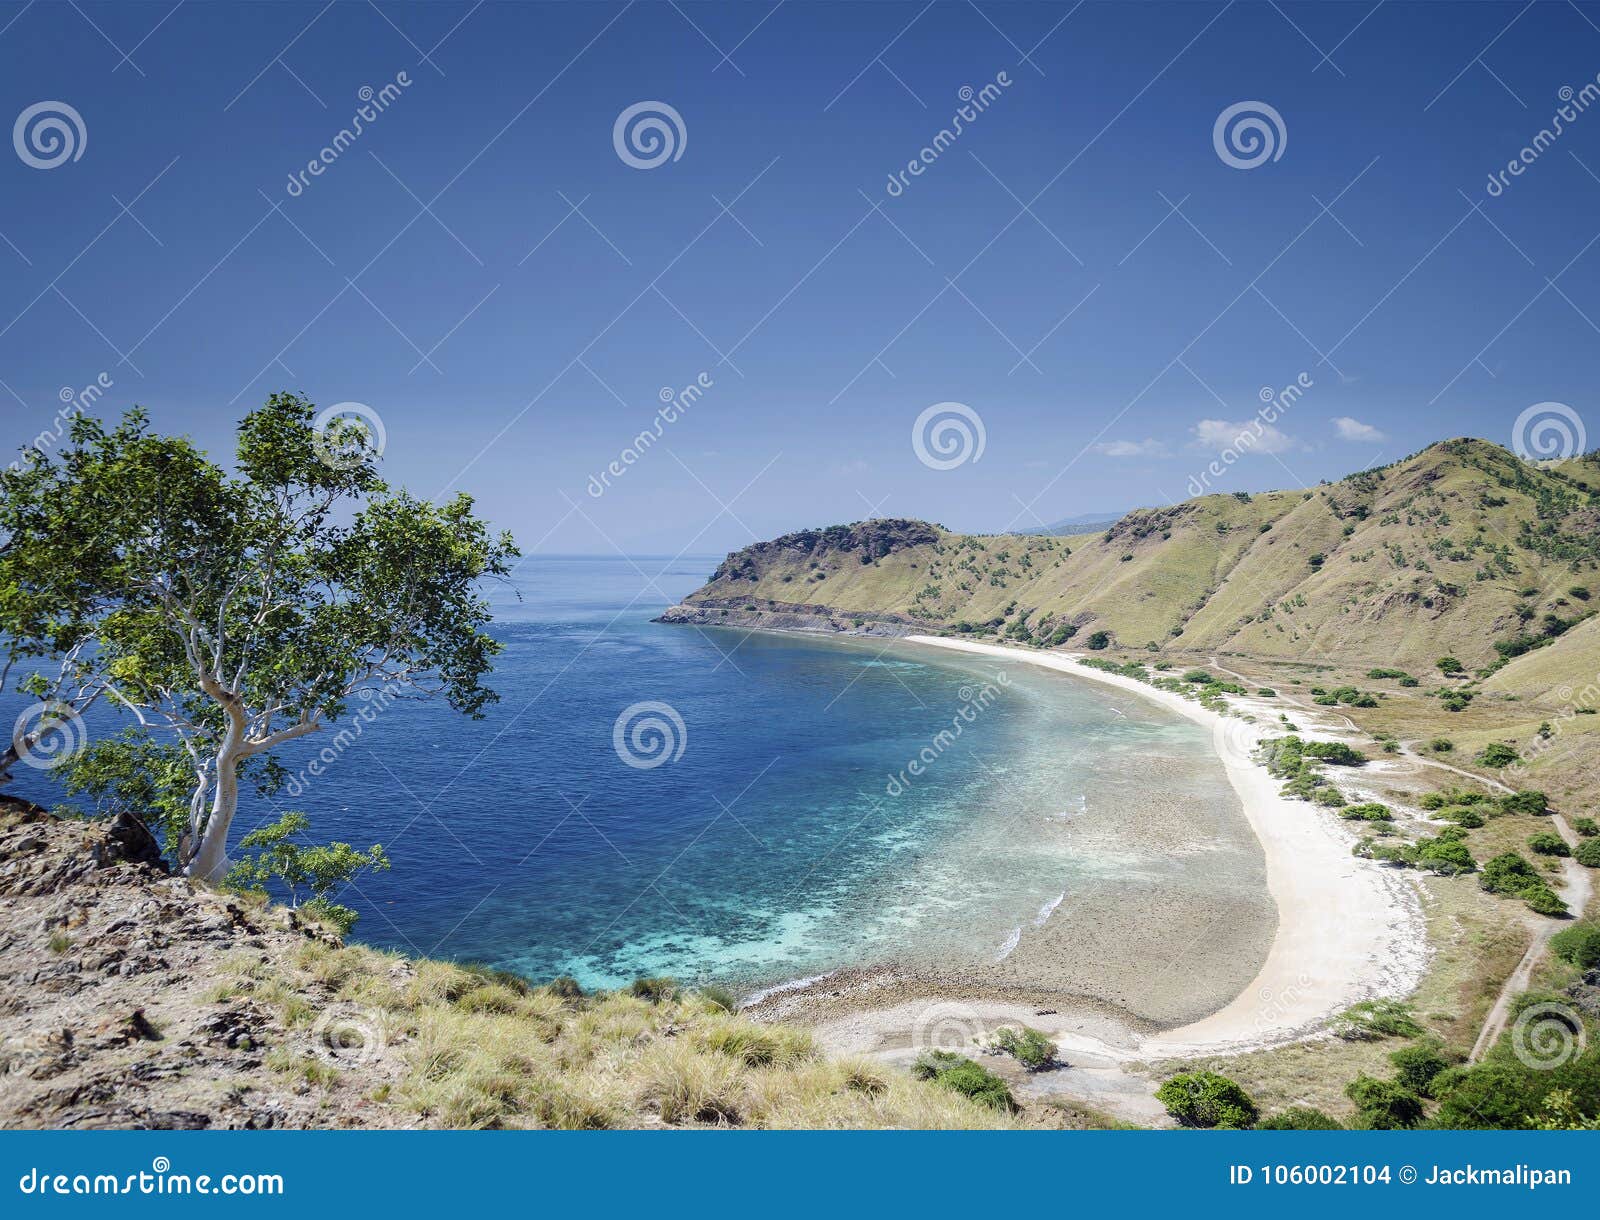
[{"xmin": 6, "ymin": 558, "xmax": 1252, "ymax": 995}]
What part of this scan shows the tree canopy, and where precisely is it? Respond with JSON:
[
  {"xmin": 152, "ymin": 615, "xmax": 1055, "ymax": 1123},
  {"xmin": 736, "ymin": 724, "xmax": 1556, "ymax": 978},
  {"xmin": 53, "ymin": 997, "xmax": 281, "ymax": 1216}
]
[{"xmin": 1, "ymin": 393, "xmax": 517, "ymax": 881}]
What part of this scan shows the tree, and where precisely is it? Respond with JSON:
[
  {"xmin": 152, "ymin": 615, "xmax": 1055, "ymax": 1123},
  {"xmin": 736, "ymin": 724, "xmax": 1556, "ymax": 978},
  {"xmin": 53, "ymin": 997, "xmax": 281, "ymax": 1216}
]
[
  {"xmin": 1155, "ymin": 1070, "xmax": 1258, "ymax": 1128},
  {"xmin": 1345, "ymin": 1074, "xmax": 1422, "ymax": 1129},
  {"xmin": 225, "ymin": 811, "xmax": 389, "ymax": 933},
  {"xmin": 0, "ymin": 396, "xmax": 517, "ymax": 880}
]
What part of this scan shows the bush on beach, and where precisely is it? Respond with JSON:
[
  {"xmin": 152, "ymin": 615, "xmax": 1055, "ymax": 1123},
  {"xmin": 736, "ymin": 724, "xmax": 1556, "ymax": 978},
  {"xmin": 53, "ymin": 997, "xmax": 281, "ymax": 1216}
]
[{"xmin": 1154, "ymin": 1070, "xmax": 1258, "ymax": 1129}]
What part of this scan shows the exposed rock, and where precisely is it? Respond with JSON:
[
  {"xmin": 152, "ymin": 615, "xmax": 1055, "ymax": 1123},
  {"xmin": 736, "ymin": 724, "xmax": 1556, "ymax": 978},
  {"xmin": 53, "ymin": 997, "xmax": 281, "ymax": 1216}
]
[{"xmin": 0, "ymin": 800, "xmax": 397, "ymax": 1129}]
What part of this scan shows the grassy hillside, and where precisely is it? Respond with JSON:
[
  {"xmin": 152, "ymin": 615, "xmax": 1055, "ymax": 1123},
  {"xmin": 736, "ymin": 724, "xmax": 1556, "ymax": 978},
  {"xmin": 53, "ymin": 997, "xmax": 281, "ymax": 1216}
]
[
  {"xmin": 675, "ymin": 439, "xmax": 1600, "ymax": 674},
  {"xmin": 0, "ymin": 804, "xmax": 1019, "ymax": 1130}
]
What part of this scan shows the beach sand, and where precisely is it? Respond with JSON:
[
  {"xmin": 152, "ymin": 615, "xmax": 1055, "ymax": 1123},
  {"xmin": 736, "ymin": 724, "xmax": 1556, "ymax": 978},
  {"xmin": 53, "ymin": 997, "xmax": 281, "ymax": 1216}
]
[{"xmin": 752, "ymin": 636, "xmax": 1428, "ymax": 1071}]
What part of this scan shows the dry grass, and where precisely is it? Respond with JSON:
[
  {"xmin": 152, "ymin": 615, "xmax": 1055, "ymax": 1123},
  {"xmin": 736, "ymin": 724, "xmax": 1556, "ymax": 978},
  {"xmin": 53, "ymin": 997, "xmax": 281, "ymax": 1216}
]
[{"xmin": 211, "ymin": 948, "xmax": 1017, "ymax": 1129}]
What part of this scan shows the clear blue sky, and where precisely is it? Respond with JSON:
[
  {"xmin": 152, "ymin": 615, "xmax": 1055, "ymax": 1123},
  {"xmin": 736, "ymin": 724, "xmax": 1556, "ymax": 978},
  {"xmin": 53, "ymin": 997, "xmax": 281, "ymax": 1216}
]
[{"xmin": 3, "ymin": 0, "xmax": 1598, "ymax": 553}]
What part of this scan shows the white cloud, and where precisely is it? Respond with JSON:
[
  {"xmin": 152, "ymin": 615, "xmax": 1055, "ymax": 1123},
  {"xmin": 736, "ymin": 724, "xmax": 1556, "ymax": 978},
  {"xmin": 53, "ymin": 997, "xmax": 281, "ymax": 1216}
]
[
  {"xmin": 1094, "ymin": 438, "xmax": 1170, "ymax": 458},
  {"xmin": 1332, "ymin": 416, "xmax": 1385, "ymax": 442},
  {"xmin": 1190, "ymin": 418, "xmax": 1297, "ymax": 455}
]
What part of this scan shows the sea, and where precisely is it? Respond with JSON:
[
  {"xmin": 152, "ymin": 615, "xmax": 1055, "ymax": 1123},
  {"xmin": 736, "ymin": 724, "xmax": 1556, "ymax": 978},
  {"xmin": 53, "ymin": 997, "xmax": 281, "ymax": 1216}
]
[{"xmin": 5, "ymin": 556, "xmax": 1268, "ymax": 1002}]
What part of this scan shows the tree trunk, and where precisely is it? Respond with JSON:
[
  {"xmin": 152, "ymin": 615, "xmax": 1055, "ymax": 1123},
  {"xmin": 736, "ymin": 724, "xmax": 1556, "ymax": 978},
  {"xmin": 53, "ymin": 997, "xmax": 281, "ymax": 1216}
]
[{"xmin": 185, "ymin": 747, "xmax": 240, "ymax": 883}]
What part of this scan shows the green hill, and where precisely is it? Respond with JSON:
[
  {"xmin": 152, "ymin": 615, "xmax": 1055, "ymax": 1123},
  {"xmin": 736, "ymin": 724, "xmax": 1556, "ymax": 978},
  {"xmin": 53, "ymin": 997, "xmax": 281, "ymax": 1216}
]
[{"xmin": 665, "ymin": 439, "xmax": 1600, "ymax": 675}]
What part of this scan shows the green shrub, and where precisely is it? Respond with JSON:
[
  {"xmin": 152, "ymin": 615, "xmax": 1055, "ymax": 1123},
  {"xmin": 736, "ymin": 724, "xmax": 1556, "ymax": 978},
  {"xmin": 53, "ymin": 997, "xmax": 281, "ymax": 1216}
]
[
  {"xmin": 990, "ymin": 1025, "xmax": 1057, "ymax": 1072},
  {"xmin": 1437, "ymin": 656, "xmax": 1464, "ymax": 674},
  {"xmin": 1477, "ymin": 743, "xmax": 1520, "ymax": 768},
  {"xmin": 1500, "ymin": 790, "xmax": 1549, "ymax": 815},
  {"xmin": 1437, "ymin": 806, "xmax": 1485, "ymax": 828},
  {"xmin": 1256, "ymin": 1106, "xmax": 1342, "ymax": 1130},
  {"xmin": 1523, "ymin": 886, "xmax": 1569, "ymax": 917},
  {"xmin": 1389, "ymin": 1043, "xmax": 1454, "ymax": 1098},
  {"xmin": 544, "ymin": 975, "xmax": 584, "ymax": 999},
  {"xmin": 1154, "ymin": 1070, "xmax": 1258, "ymax": 1129},
  {"xmin": 1576, "ymin": 838, "xmax": 1600, "ymax": 868},
  {"xmin": 1550, "ymin": 926, "xmax": 1600, "ymax": 970},
  {"xmin": 911, "ymin": 1051, "xmax": 1017, "ymax": 1112},
  {"xmin": 1084, "ymin": 630, "xmax": 1111, "ymax": 650},
  {"xmin": 1480, "ymin": 852, "xmax": 1541, "ymax": 895},
  {"xmin": 1431, "ymin": 1049, "xmax": 1600, "ymax": 1129},
  {"xmin": 1430, "ymin": 738, "xmax": 1454, "ymax": 752},
  {"xmin": 1572, "ymin": 817, "xmax": 1597, "ymax": 837},
  {"xmin": 1528, "ymin": 832, "xmax": 1570, "ymax": 858},
  {"xmin": 1340, "ymin": 802, "xmax": 1394, "ymax": 822},
  {"xmin": 1331, "ymin": 999, "xmax": 1422, "ymax": 1041},
  {"xmin": 1301, "ymin": 740, "xmax": 1366, "ymax": 765},
  {"xmin": 1416, "ymin": 834, "xmax": 1476, "ymax": 875},
  {"xmin": 1345, "ymin": 1074, "xmax": 1423, "ymax": 1129},
  {"xmin": 697, "ymin": 985, "xmax": 738, "ymax": 1013},
  {"xmin": 1257, "ymin": 688, "xmax": 1276, "ymax": 697},
  {"xmin": 1181, "ymin": 669, "xmax": 1213, "ymax": 684},
  {"xmin": 629, "ymin": 977, "xmax": 678, "ymax": 1003}
]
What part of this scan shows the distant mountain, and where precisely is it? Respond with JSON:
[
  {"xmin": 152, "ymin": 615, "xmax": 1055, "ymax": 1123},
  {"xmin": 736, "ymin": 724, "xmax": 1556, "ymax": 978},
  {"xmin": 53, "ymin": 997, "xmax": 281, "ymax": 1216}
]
[
  {"xmin": 1015, "ymin": 511, "xmax": 1130, "ymax": 536},
  {"xmin": 664, "ymin": 438, "xmax": 1600, "ymax": 677}
]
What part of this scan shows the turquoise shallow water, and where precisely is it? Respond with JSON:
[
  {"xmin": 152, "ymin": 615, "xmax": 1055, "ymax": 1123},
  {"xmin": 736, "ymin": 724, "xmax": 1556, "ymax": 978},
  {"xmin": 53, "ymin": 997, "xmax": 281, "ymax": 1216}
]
[{"xmin": 6, "ymin": 557, "xmax": 1267, "ymax": 1002}]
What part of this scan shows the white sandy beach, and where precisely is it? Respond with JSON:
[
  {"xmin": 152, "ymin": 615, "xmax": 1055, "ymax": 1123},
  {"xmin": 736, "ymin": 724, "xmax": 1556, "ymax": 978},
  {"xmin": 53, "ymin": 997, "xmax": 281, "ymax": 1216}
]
[{"xmin": 803, "ymin": 636, "xmax": 1430, "ymax": 1063}]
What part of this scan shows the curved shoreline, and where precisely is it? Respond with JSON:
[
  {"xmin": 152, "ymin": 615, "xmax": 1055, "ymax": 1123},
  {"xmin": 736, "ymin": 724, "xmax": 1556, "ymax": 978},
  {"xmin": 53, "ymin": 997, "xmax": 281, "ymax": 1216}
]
[{"xmin": 896, "ymin": 636, "xmax": 1429, "ymax": 1058}]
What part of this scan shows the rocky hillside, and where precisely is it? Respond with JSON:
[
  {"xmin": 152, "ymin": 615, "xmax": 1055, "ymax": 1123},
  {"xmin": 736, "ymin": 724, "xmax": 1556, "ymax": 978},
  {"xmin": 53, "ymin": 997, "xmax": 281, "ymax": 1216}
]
[
  {"xmin": 663, "ymin": 439, "xmax": 1600, "ymax": 683},
  {"xmin": 0, "ymin": 803, "xmax": 1017, "ymax": 1130}
]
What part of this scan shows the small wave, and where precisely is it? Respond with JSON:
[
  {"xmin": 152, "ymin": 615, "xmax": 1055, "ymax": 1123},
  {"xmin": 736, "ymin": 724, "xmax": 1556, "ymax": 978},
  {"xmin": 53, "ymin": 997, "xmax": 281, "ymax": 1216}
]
[
  {"xmin": 993, "ymin": 926, "xmax": 1022, "ymax": 962},
  {"xmin": 1034, "ymin": 892, "xmax": 1066, "ymax": 926},
  {"xmin": 742, "ymin": 970, "xmax": 840, "ymax": 1006}
]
